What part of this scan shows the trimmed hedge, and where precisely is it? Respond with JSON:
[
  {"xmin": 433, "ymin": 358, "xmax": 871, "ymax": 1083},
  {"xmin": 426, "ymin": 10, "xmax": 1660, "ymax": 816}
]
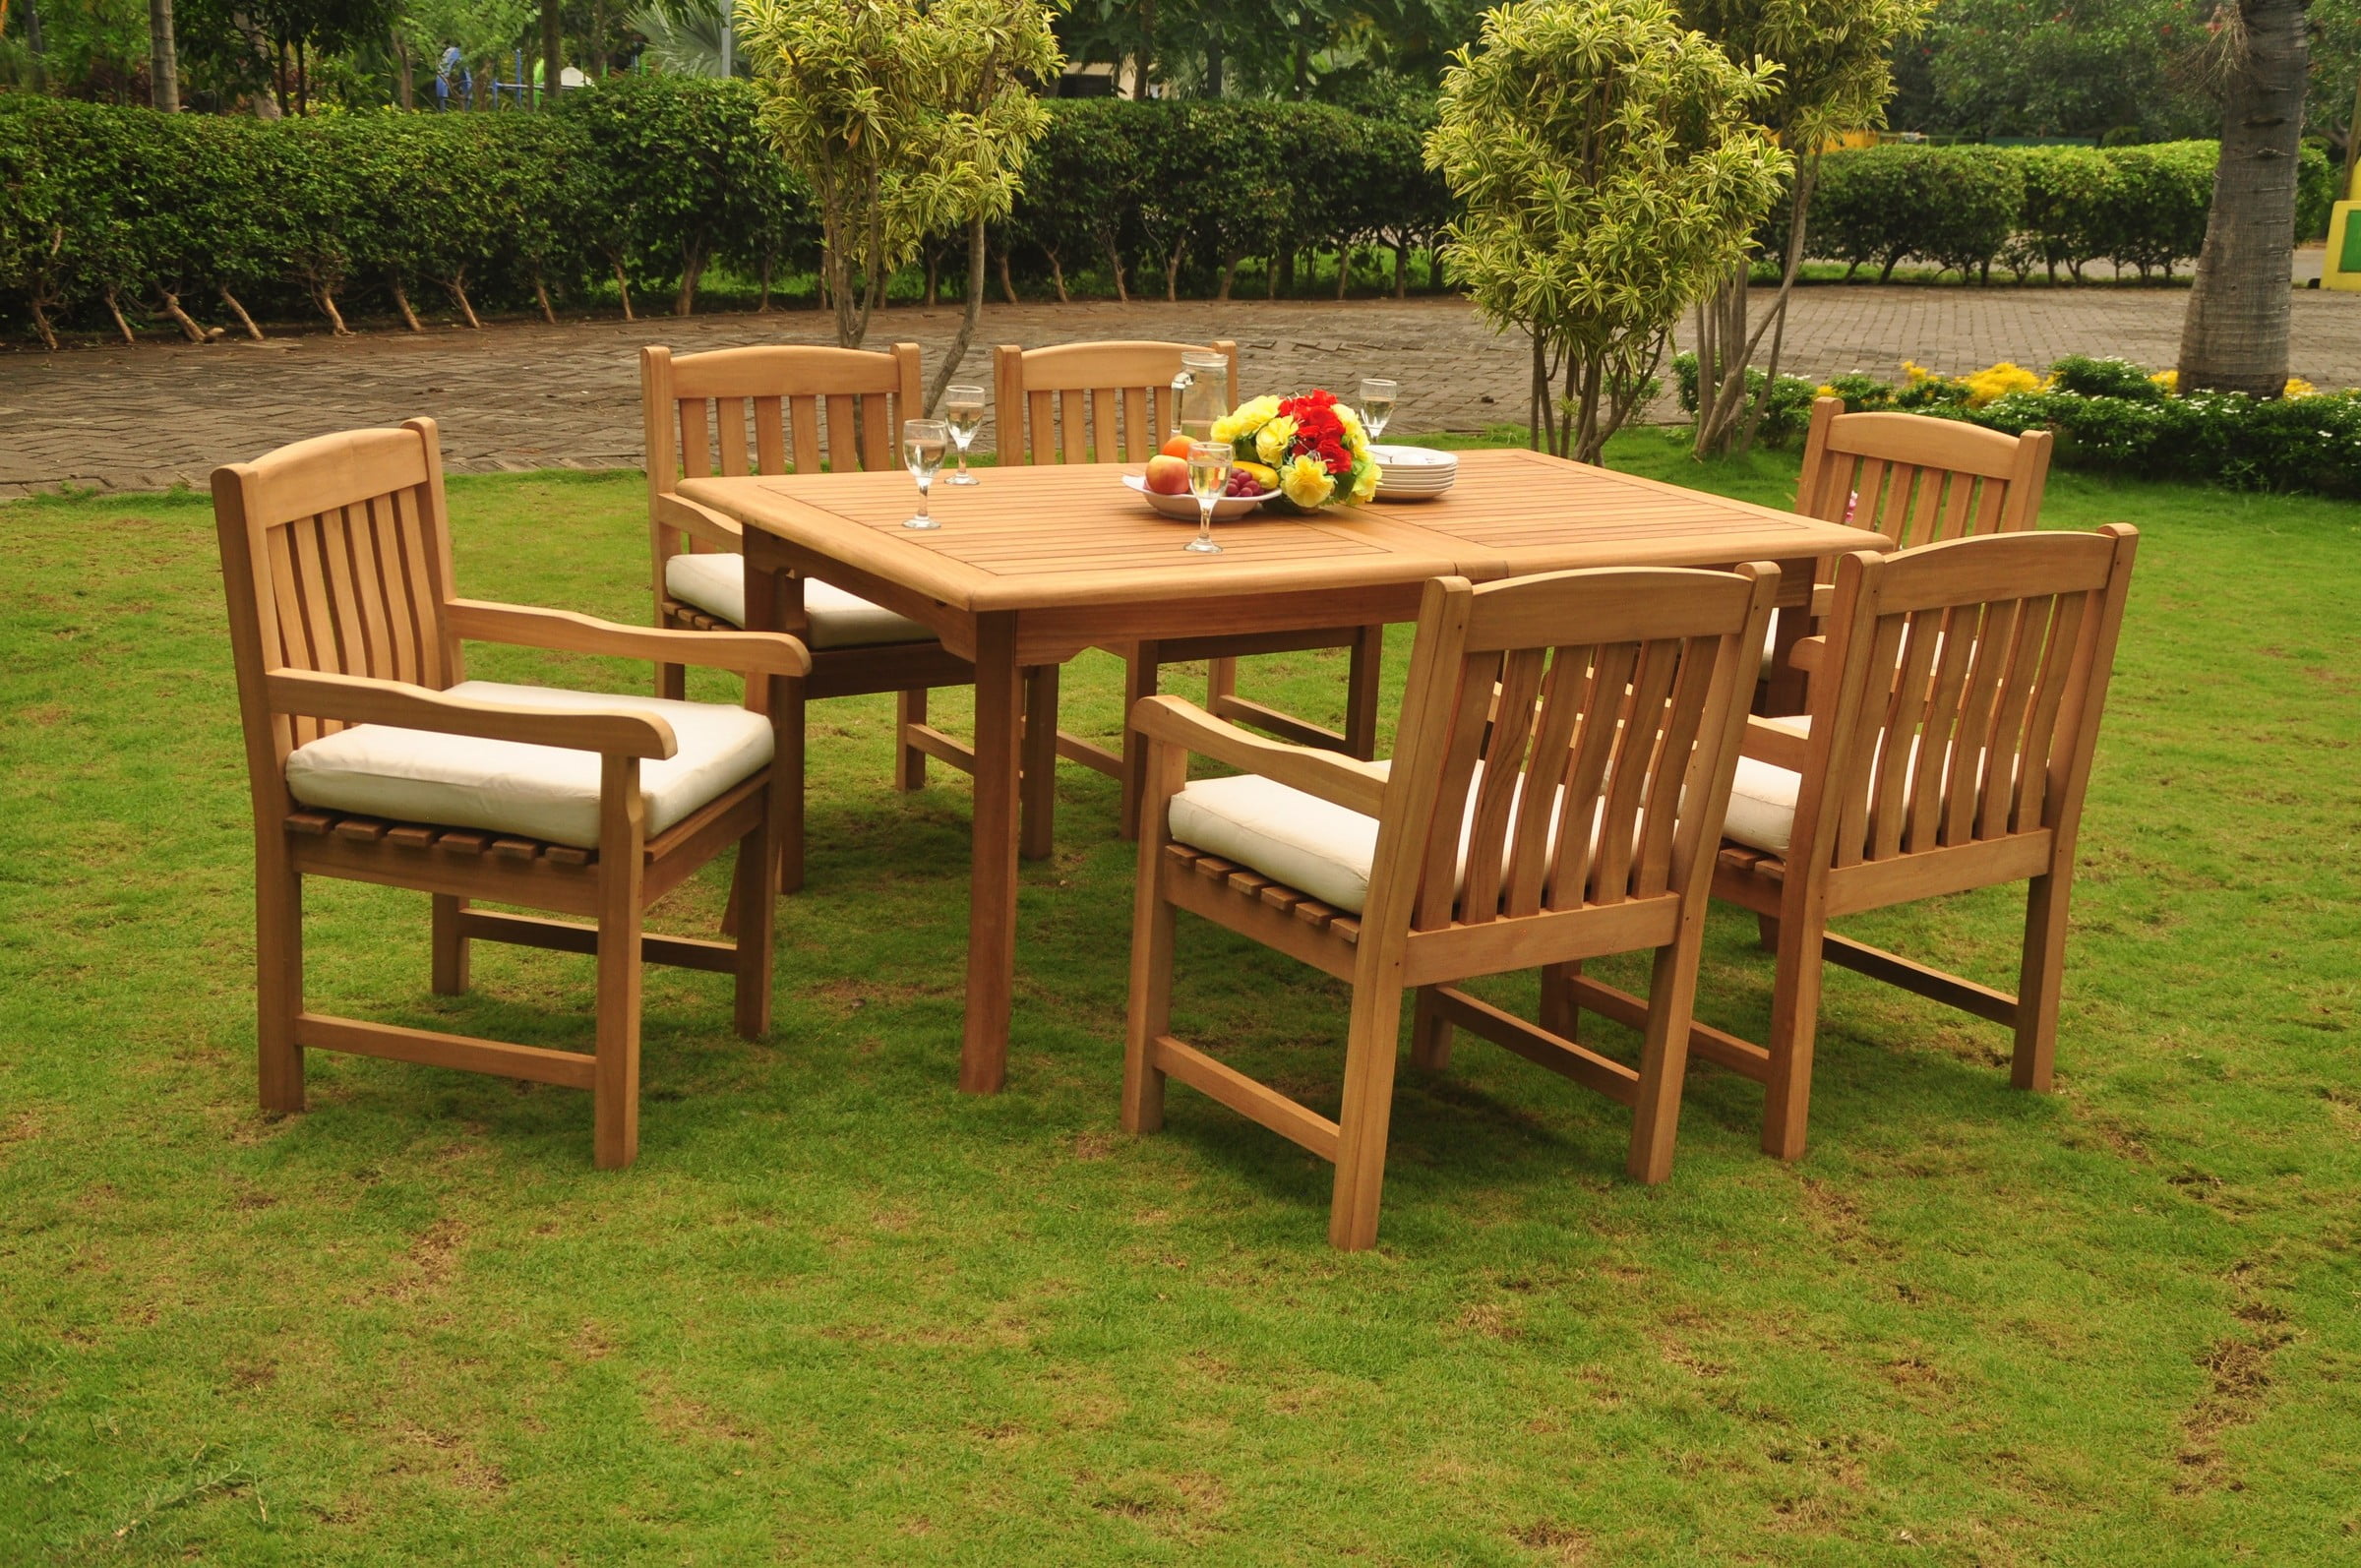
[
  {"xmin": 0, "ymin": 86, "xmax": 2339, "ymax": 342},
  {"xmin": 1804, "ymin": 140, "xmax": 2339, "ymax": 283}
]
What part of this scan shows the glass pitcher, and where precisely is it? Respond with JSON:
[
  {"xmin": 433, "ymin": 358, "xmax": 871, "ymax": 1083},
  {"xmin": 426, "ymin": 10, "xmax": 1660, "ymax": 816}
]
[{"xmin": 1170, "ymin": 349, "xmax": 1231, "ymax": 446}]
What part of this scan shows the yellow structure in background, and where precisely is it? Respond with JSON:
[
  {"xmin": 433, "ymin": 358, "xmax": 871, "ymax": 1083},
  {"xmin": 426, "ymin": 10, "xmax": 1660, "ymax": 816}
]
[{"xmin": 2327, "ymin": 166, "xmax": 2361, "ymax": 294}]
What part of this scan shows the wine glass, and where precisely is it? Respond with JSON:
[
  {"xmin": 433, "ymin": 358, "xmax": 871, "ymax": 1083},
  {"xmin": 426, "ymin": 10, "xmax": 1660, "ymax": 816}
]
[
  {"xmin": 902, "ymin": 419, "xmax": 949, "ymax": 530},
  {"xmin": 943, "ymin": 384, "xmax": 985, "ymax": 485},
  {"xmin": 1184, "ymin": 440, "xmax": 1232, "ymax": 556},
  {"xmin": 1359, "ymin": 377, "xmax": 1398, "ymax": 444}
]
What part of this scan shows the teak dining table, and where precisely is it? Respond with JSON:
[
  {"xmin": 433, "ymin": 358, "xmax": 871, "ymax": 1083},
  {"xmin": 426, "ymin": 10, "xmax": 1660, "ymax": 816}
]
[{"xmin": 679, "ymin": 447, "xmax": 1890, "ymax": 1095}]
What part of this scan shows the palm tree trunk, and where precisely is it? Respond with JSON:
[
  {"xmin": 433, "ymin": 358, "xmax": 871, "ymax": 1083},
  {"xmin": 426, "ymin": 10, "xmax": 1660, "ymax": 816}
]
[
  {"xmin": 148, "ymin": 0, "xmax": 179, "ymax": 110},
  {"xmin": 2177, "ymin": 0, "xmax": 2309, "ymax": 397}
]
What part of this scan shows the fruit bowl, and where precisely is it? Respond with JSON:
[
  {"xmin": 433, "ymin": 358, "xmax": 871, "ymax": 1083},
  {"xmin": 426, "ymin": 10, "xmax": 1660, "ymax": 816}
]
[{"xmin": 1122, "ymin": 472, "xmax": 1269, "ymax": 521}]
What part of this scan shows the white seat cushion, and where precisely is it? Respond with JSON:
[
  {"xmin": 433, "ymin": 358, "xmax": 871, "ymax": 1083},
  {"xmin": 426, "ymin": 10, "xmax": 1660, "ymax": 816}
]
[
  {"xmin": 665, "ymin": 552, "xmax": 931, "ymax": 649},
  {"xmin": 1167, "ymin": 759, "xmax": 1573, "ymax": 916},
  {"xmin": 283, "ymin": 680, "xmax": 773, "ymax": 849}
]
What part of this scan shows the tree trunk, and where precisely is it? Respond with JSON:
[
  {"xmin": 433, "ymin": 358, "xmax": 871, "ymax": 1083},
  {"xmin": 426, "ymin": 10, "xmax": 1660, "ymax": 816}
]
[
  {"xmin": 534, "ymin": 272, "xmax": 557, "ymax": 324},
  {"xmin": 295, "ymin": 35, "xmax": 307, "ymax": 115},
  {"xmin": 924, "ymin": 245, "xmax": 939, "ymax": 307},
  {"xmin": 390, "ymin": 280, "xmax": 423, "ymax": 332},
  {"xmin": 1108, "ymin": 240, "xmax": 1129, "ymax": 303},
  {"xmin": 1695, "ymin": 158, "xmax": 1819, "ymax": 458},
  {"xmin": 2177, "ymin": 0, "xmax": 2309, "ymax": 397},
  {"xmin": 926, "ymin": 214, "xmax": 990, "ymax": 414},
  {"xmin": 1164, "ymin": 243, "xmax": 1182, "ymax": 301},
  {"xmin": 157, "ymin": 288, "xmax": 209, "ymax": 341},
  {"xmin": 675, "ymin": 247, "xmax": 705, "ymax": 315},
  {"xmin": 103, "ymin": 287, "xmax": 137, "ymax": 345},
  {"xmin": 1393, "ymin": 242, "xmax": 1407, "ymax": 298},
  {"xmin": 1217, "ymin": 253, "xmax": 1239, "ymax": 301},
  {"xmin": 541, "ymin": 0, "xmax": 562, "ymax": 106},
  {"xmin": 219, "ymin": 286, "xmax": 264, "ymax": 340},
  {"xmin": 148, "ymin": 0, "xmax": 179, "ymax": 110},
  {"xmin": 272, "ymin": 38, "xmax": 289, "ymax": 118},
  {"xmin": 312, "ymin": 281, "xmax": 350, "ymax": 335},
  {"xmin": 998, "ymin": 247, "xmax": 1018, "ymax": 305},
  {"xmin": 446, "ymin": 278, "xmax": 482, "ymax": 330},
  {"xmin": 1047, "ymin": 251, "xmax": 1068, "ymax": 303},
  {"xmin": 757, "ymin": 255, "xmax": 773, "ymax": 312},
  {"xmin": 391, "ymin": 27, "xmax": 411, "ymax": 109},
  {"xmin": 1335, "ymin": 246, "xmax": 1350, "ymax": 299},
  {"xmin": 23, "ymin": 0, "xmax": 47, "ymax": 92},
  {"xmin": 612, "ymin": 261, "xmax": 635, "ymax": 321}
]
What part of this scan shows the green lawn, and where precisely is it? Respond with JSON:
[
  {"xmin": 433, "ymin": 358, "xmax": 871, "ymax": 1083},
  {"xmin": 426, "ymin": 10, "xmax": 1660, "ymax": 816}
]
[{"xmin": 2, "ymin": 433, "xmax": 2356, "ymax": 1564}]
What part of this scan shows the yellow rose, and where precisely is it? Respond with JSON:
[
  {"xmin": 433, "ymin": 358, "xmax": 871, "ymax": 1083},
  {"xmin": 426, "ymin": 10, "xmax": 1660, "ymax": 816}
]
[
  {"xmin": 1281, "ymin": 454, "xmax": 1335, "ymax": 509},
  {"xmin": 1349, "ymin": 463, "xmax": 1377, "ymax": 504},
  {"xmin": 1254, "ymin": 416, "xmax": 1300, "ymax": 466},
  {"xmin": 1212, "ymin": 394, "xmax": 1281, "ymax": 446}
]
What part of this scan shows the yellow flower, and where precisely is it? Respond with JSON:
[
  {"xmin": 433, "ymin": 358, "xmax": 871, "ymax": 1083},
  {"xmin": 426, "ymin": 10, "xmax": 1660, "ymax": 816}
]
[
  {"xmin": 1960, "ymin": 361, "xmax": 2041, "ymax": 408},
  {"xmin": 1816, "ymin": 384, "xmax": 1840, "ymax": 399},
  {"xmin": 1348, "ymin": 462, "xmax": 1377, "ymax": 504},
  {"xmin": 1253, "ymin": 416, "xmax": 1300, "ymax": 466},
  {"xmin": 1212, "ymin": 395, "xmax": 1281, "ymax": 446},
  {"xmin": 2285, "ymin": 376, "xmax": 2317, "ymax": 397},
  {"xmin": 1280, "ymin": 454, "xmax": 1335, "ymax": 509},
  {"xmin": 1902, "ymin": 359, "xmax": 1936, "ymax": 384},
  {"xmin": 2150, "ymin": 369, "xmax": 2179, "ymax": 394}
]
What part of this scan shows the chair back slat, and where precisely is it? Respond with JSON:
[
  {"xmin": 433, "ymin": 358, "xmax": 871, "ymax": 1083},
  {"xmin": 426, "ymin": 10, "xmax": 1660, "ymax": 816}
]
[
  {"xmin": 641, "ymin": 342, "xmax": 925, "ymax": 558},
  {"xmin": 1797, "ymin": 398, "xmax": 2054, "ymax": 551},
  {"xmin": 1802, "ymin": 529, "xmax": 2135, "ymax": 872},
  {"xmin": 994, "ymin": 340, "xmax": 1241, "ymax": 466},
  {"xmin": 1377, "ymin": 568, "xmax": 1778, "ymax": 936},
  {"xmin": 213, "ymin": 421, "xmax": 457, "ymax": 766}
]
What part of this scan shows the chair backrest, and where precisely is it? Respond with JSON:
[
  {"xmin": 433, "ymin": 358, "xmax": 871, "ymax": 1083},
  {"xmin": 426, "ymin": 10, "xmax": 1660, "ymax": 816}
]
[
  {"xmin": 212, "ymin": 418, "xmax": 460, "ymax": 770},
  {"xmin": 642, "ymin": 341, "xmax": 923, "ymax": 536},
  {"xmin": 1796, "ymin": 398, "xmax": 2053, "ymax": 550},
  {"xmin": 1367, "ymin": 566, "xmax": 1779, "ymax": 937},
  {"xmin": 992, "ymin": 339, "xmax": 1240, "ymax": 464},
  {"xmin": 1794, "ymin": 526, "xmax": 2138, "ymax": 874}
]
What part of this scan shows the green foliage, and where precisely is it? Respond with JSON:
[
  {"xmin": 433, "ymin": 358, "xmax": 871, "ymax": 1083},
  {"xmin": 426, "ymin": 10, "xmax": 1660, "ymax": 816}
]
[
  {"xmin": 1814, "ymin": 355, "xmax": 2361, "ymax": 498},
  {"xmin": 738, "ymin": 0, "xmax": 1060, "ymax": 345},
  {"xmin": 1669, "ymin": 348, "xmax": 1822, "ymax": 443},
  {"xmin": 1429, "ymin": 0, "xmax": 1790, "ymax": 461},
  {"xmin": 1678, "ymin": 0, "xmax": 1929, "ymax": 148}
]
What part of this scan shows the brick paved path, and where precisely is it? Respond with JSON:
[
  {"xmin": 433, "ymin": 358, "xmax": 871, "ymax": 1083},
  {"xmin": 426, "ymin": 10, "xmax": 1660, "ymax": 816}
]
[{"xmin": 5, "ymin": 287, "xmax": 2356, "ymax": 496}]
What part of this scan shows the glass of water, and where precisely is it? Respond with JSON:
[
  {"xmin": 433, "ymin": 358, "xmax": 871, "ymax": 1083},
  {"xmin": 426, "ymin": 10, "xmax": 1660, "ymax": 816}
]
[
  {"xmin": 1184, "ymin": 441, "xmax": 1232, "ymax": 555},
  {"xmin": 943, "ymin": 384, "xmax": 985, "ymax": 485},
  {"xmin": 902, "ymin": 419, "xmax": 949, "ymax": 530},
  {"xmin": 1359, "ymin": 378, "xmax": 1398, "ymax": 443}
]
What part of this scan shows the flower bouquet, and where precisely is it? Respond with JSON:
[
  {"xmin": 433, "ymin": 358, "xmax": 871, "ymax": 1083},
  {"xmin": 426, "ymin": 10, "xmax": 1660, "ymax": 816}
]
[{"xmin": 1210, "ymin": 389, "xmax": 1379, "ymax": 512}]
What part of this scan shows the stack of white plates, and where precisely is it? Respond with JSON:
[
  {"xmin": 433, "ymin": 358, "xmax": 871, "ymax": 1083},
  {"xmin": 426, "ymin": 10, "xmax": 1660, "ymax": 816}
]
[{"xmin": 1368, "ymin": 444, "xmax": 1458, "ymax": 502}]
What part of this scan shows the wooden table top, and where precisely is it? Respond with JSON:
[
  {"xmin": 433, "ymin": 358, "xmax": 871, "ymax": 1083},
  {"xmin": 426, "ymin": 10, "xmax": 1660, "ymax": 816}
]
[{"xmin": 680, "ymin": 448, "xmax": 1888, "ymax": 615}]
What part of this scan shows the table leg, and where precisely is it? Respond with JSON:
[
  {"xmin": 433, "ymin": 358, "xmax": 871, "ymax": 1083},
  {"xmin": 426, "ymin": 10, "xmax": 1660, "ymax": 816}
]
[
  {"xmin": 1117, "ymin": 640, "xmax": 1163, "ymax": 841},
  {"xmin": 963, "ymin": 611, "xmax": 1023, "ymax": 1094},
  {"xmin": 1019, "ymin": 664, "xmax": 1058, "ymax": 861}
]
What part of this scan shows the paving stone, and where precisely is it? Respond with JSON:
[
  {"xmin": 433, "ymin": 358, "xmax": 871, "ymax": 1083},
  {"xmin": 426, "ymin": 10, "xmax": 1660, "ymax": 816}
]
[{"xmin": 3, "ymin": 288, "xmax": 2355, "ymax": 496}]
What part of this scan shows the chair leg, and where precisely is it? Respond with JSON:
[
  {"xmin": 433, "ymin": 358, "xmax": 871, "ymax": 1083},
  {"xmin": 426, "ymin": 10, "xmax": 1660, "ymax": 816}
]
[
  {"xmin": 431, "ymin": 893, "xmax": 469, "ymax": 995},
  {"xmin": 730, "ymin": 817, "xmax": 775, "ymax": 1041},
  {"xmin": 1760, "ymin": 913, "xmax": 1826, "ymax": 1162},
  {"xmin": 1020, "ymin": 664, "xmax": 1058, "ymax": 861},
  {"xmin": 1627, "ymin": 935, "xmax": 1707, "ymax": 1185},
  {"xmin": 256, "ymin": 839, "xmax": 304, "ymax": 1115},
  {"xmin": 1539, "ymin": 960, "xmax": 1580, "ymax": 1042},
  {"xmin": 1329, "ymin": 981, "xmax": 1410, "ymax": 1251},
  {"xmin": 1118, "ymin": 646, "xmax": 1162, "ymax": 841},
  {"xmin": 773, "ymin": 674, "xmax": 809, "ymax": 896},
  {"xmin": 1205, "ymin": 655, "xmax": 1239, "ymax": 716},
  {"xmin": 655, "ymin": 661, "xmax": 687, "ymax": 702},
  {"xmin": 2013, "ymin": 871, "xmax": 2073, "ymax": 1092},
  {"xmin": 894, "ymin": 688, "xmax": 930, "ymax": 792},
  {"xmin": 594, "ymin": 774, "xmax": 647, "ymax": 1170},
  {"xmin": 1121, "ymin": 870, "xmax": 1177, "ymax": 1136},
  {"xmin": 1755, "ymin": 913, "xmax": 1782, "ymax": 952},
  {"xmin": 1344, "ymin": 625, "xmax": 1384, "ymax": 760},
  {"xmin": 1410, "ymin": 987, "xmax": 1452, "ymax": 1071}
]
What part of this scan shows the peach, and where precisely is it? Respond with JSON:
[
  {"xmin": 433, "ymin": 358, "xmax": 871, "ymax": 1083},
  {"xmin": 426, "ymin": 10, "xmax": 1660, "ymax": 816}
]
[
  {"xmin": 1143, "ymin": 454, "xmax": 1191, "ymax": 495},
  {"xmin": 1160, "ymin": 433, "xmax": 1196, "ymax": 459}
]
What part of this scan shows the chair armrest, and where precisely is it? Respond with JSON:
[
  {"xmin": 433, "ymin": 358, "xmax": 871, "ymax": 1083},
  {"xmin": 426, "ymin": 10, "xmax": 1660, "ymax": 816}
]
[
  {"xmin": 655, "ymin": 492, "xmax": 745, "ymax": 553},
  {"xmin": 448, "ymin": 599, "xmax": 812, "ymax": 677},
  {"xmin": 1808, "ymin": 583, "xmax": 1834, "ymax": 620},
  {"xmin": 1131, "ymin": 695, "xmax": 1388, "ymax": 816},
  {"xmin": 266, "ymin": 669, "xmax": 676, "ymax": 758},
  {"xmin": 1788, "ymin": 634, "xmax": 1827, "ymax": 676},
  {"xmin": 1739, "ymin": 715, "xmax": 1811, "ymax": 772}
]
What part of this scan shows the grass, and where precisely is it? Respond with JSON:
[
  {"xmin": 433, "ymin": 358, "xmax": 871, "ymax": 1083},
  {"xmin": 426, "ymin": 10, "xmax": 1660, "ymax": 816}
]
[{"xmin": 2, "ymin": 432, "xmax": 2356, "ymax": 1564}]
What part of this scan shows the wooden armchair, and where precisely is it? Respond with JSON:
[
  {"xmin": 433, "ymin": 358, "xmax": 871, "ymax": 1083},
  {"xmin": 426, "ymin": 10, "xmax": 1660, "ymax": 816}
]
[
  {"xmin": 644, "ymin": 342, "xmax": 1033, "ymax": 891},
  {"xmin": 1769, "ymin": 398, "xmax": 2055, "ymax": 703},
  {"xmin": 993, "ymin": 338, "xmax": 1387, "ymax": 837},
  {"xmin": 1124, "ymin": 564, "xmax": 1780, "ymax": 1250},
  {"xmin": 1567, "ymin": 526, "xmax": 2139, "ymax": 1162},
  {"xmin": 213, "ymin": 418, "xmax": 810, "ymax": 1168}
]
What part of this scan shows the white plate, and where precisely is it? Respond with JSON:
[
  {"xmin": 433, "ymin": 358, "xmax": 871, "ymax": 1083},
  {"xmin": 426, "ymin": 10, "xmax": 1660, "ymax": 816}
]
[
  {"xmin": 1123, "ymin": 472, "xmax": 1270, "ymax": 520},
  {"xmin": 1372, "ymin": 483, "xmax": 1454, "ymax": 503},
  {"xmin": 1368, "ymin": 444, "xmax": 1459, "ymax": 471}
]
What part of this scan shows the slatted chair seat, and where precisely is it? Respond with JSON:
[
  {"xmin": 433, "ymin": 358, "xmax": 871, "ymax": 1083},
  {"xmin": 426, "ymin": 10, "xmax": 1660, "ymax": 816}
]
[
  {"xmin": 661, "ymin": 552, "xmax": 931, "ymax": 649},
  {"xmin": 285, "ymin": 810, "xmax": 597, "ymax": 866},
  {"xmin": 1126, "ymin": 563, "xmax": 1780, "ymax": 1249}
]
